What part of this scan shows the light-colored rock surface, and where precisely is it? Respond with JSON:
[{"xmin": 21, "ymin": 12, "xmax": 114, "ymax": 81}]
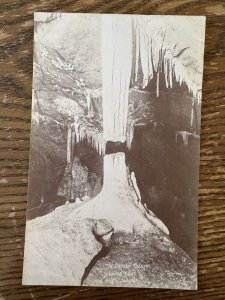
[
  {"xmin": 84, "ymin": 232, "xmax": 197, "ymax": 289},
  {"xmin": 23, "ymin": 215, "xmax": 113, "ymax": 286}
]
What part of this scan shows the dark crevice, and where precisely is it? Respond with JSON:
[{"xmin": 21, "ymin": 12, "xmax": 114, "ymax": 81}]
[
  {"xmin": 81, "ymin": 246, "xmax": 110, "ymax": 285},
  {"xmin": 105, "ymin": 141, "xmax": 128, "ymax": 155}
]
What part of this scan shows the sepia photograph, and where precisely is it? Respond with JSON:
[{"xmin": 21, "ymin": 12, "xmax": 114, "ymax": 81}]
[{"xmin": 22, "ymin": 12, "xmax": 206, "ymax": 289}]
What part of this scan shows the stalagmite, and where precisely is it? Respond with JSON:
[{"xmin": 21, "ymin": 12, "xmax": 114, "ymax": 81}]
[
  {"xmin": 102, "ymin": 153, "xmax": 129, "ymax": 193},
  {"xmin": 75, "ymin": 197, "xmax": 82, "ymax": 204},
  {"xmin": 76, "ymin": 152, "xmax": 169, "ymax": 235}
]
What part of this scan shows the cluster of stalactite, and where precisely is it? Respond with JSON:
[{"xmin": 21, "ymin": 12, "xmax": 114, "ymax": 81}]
[
  {"xmin": 133, "ymin": 16, "xmax": 205, "ymax": 103},
  {"xmin": 101, "ymin": 15, "xmax": 204, "ymax": 153},
  {"xmin": 66, "ymin": 15, "xmax": 204, "ymax": 157},
  {"xmin": 66, "ymin": 122, "xmax": 105, "ymax": 163},
  {"xmin": 175, "ymin": 130, "xmax": 200, "ymax": 146}
]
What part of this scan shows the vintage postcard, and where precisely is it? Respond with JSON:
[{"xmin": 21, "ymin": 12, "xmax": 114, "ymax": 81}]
[{"xmin": 23, "ymin": 13, "xmax": 205, "ymax": 289}]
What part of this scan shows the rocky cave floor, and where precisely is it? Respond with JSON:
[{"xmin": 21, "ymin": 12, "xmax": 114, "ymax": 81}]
[
  {"xmin": 23, "ymin": 200, "xmax": 197, "ymax": 290},
  {"xmin": 83, "ymin": 231, "xmax": 197, "ymax": 289}
]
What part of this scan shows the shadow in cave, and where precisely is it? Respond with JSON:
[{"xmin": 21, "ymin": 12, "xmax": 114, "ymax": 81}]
[
  {"xmin": 127, "ymin": 112, "xmax": 199, "ymax": 261},
  {"xmin": 105, "ymin": 141, "xmax": 128, "ymax": 155},
  {"xmin": 81, "ymin": 246, "xmax": 110, "ymax": 285},
  {"xmin": 126, "ymin": 79, "xmax": 200, "ymax": 261}
]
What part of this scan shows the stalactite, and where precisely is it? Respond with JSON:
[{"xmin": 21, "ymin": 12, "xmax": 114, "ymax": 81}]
[
  {"xmin": 176, "ymin": 130, "xmax": 200, "ymax": 146},
  {"xmin": 181, "ymin": 131, "xmax": 189, "ymax": 146},
  {"xmin": 68, "ymin": 16, "xmax": 204, "ymax": 159},
  {"xmin": 191, "ymin": 99, "xmax": 195, "ymax": 127},
  {"xmin": 126, "ymin": 121, "xmax": 135, "ymax": 150},
  {"xmin": 85, "ymin": 90, "xmax": 91, "ymax": 113},
  {"xmin": 156, "ymin": 71, "xmax": 159, "ymax": 97},
  {"xmin": 67, "ymin": 125, "xmax": 72, "ymax": 163},
  {"xmin": 134, "ymin": 18, "xmax": 140, "ymax": 82},
  {"xmin": 32, "ymin": 111, "xmax": 40, "ymax": 126},
  {"xmin": 41, "ymin": 194, "xmax": 44, "ymax": 204},
  {"xmin": 71, "ymin": 129, "xmax": 75, "ymax": 161},
  {"xmin": 102, "ymin": 15, "xmax": 133, "ymax": 144},
  {"xmin": 85, "ymin": 88, "xmax": 102, "ymax": 116}
]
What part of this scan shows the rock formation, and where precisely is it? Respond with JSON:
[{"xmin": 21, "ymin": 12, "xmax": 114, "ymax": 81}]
[
  {"xmin": 57, "ymin": 156, "xmax": 101, "ymax": 202},
  {"xmin": 83, "ymin": 231, "xmax": 197, "ymax": 289},
  {"xmin": 23, "ymin": 209, "xmax": 114, "ymax": 286}
]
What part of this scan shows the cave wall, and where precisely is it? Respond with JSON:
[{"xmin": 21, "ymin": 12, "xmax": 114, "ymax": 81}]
[
  {"xmin": 128, "ymin": 88, "xmax": 201, "ymax": 133},
  {"xmin": 27, "ymin": 123, "xmax": 103, "ymax": 220},
  {"xmin": 128, "ymin": 86, "xmax": 200, "ymax": 260},
  {"xmin": 27, "ymin": 146, "xmax": 66, "ymax": 219},
  {"xmin": 58, "ymin": 140, "xmax": 103, "ymax": 202}
]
